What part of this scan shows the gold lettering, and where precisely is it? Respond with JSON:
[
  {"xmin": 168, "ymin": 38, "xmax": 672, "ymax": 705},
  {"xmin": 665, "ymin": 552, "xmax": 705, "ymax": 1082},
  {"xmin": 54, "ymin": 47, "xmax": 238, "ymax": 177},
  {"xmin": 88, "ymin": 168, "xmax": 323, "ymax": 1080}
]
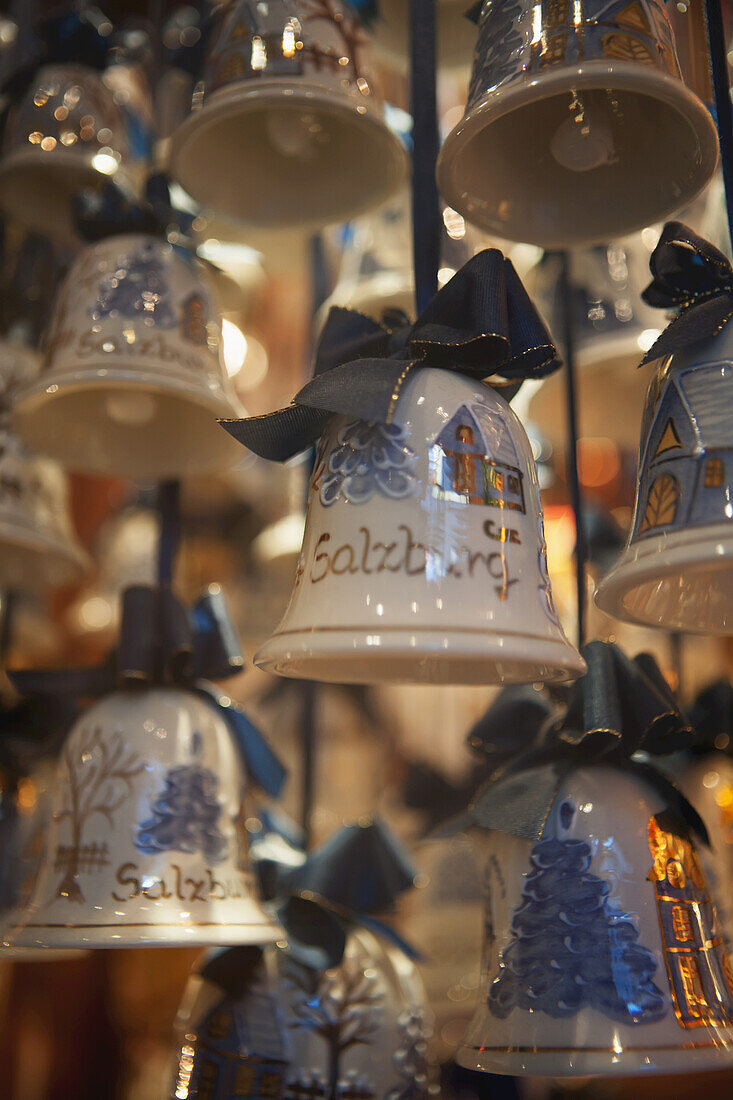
[
  {"xmin": 112, "ymin": 862, "xmax": 141, "ymax": 902},
  {"xmin": 311, "ymin": 533, "xmax": 331, "ymax": 582},
  {"xmin": 331, "ymin": 543, "xmax": 358, "ymax": 575}
]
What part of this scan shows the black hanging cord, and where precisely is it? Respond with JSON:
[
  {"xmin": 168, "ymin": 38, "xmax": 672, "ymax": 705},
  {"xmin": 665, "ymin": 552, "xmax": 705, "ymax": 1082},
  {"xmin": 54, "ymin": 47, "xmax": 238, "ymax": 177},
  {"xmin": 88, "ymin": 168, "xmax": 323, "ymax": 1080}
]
[
  {"xmin": 409, "ymin": 0, "xmax": 440, "ymax": 314},
  {"xmin": 0, "ymin": 590, "xmax": 16, "ymax": 665},
  {"xmin": 705, "ymin": 0, "xmax": 733, "ymax": 251},
  {"xmin": 558, "ymin": 252, "xmax": 586, "ymax": 649}
]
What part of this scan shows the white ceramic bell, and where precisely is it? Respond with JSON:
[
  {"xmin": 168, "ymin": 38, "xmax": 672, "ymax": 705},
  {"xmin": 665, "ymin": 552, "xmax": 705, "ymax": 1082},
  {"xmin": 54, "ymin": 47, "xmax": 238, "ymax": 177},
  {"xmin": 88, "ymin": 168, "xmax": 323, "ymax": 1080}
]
[
  {"xmin": 255, "ymin": 367, "xmax": 585, "ymax": 684},
  {"xmin": 437, "ymin": 1, "xmax": 718, "ymax": 248},
  {"xmin": 0, "ymin": 64, "xmax": 142, "ymax": 241},
  {"xmin": 369, "ymin": 0, "xmax": 478, "ymax": 72},
  {"xmin": 0, "ymin": 430, "xmax": 90, "ymax": 591},
  {"xmin": 7, "ymin": 687, "xmax": 280, "ymax": 949},
  {"xmin": 596, "ymin": 320, "xmax": 733, "ymax": 633},
  {"xmin": 458, "ymin": 765, "xmax": 733, "ymax": 1076},
  {"xmin": 172, "ymin": 924, "xmax": 431, "ymax": 1098},
  {"xmin": 12, "ymin": 233, "xmax": 244, "ymax": 478},
  {"xmin": 527, "ymin": 238, "xmax": 662, "ymax": 452},
  {"xmin": 169, "ymin": 0, "xmax": 407, "ymax": 229}
]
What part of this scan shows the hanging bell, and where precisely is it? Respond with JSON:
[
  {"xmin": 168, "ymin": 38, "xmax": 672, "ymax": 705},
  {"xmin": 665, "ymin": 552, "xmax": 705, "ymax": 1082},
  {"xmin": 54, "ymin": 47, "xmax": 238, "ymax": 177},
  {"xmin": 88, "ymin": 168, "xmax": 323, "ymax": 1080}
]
[
  {"xmin": 458, "ymin": 765, "xmax": 733, "ymax": 1076},
  {"xmin": 0, "ymin": 64, "xmax": 143, "ymax": 242},
  {"xmin": 6, "ymin": 687, "xmax": 280, "ymax": 949},
  {"xmin": 437, "ymin": 1, "xmax": 718, "ymax": 248},
  {"xmin": 12, "ymin": 233, "xmax": 244, "ymax": 478},
  {"xmin": 255, "ymin": 368, "xmax": 585, "ymax": 684},
  {"xmin": 596, "ymin": 320, "xmax": 733, "ymax": 633},
  {"xmin": 527, "ymin": 238, "xmax": 663, "ymax": 452},
  {"xmin": 168, "ymin": 0, "xmax": 408, "ymax": 229},
  {"xmin": 172, "ymin": 910, "xmax": 431, "ymax": 1099}
]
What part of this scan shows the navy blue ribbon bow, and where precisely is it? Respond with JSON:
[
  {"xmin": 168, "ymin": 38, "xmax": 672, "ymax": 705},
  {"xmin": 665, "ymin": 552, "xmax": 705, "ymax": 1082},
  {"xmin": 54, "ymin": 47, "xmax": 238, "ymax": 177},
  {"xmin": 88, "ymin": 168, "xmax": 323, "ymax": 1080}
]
[
  {"xmin": 469, "ymin": 642, "xmax": 705, "ymax": 844},
  {"xmin": 639, "ymin": 221, "xmax": 733, "ymax": 365},
  {"xmin": 10, "ymin": 584, "xmax": 286, "ymax": 799},
  {"xmin": 73, "ymin": 173, "xmax": 196, "ymax": 245},
  {"xmin": 220, "ymin": 249, "xmax": 562, "ymax": 462}
]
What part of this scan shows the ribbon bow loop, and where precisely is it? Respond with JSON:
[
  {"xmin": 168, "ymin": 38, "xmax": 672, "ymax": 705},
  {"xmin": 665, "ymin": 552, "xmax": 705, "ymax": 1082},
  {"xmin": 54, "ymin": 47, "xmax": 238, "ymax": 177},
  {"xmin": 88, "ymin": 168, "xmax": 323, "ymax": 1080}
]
[
  {"xmin": 640, "ymin": 222, "xmax": 733, "ymax": 365},
  {"xmin": 220, "ymin": 249, "xmax": 561, "ymax": 462},
  {"xmin": 469, "ymin": 642, "xmax": 703, "ymax": 844}
]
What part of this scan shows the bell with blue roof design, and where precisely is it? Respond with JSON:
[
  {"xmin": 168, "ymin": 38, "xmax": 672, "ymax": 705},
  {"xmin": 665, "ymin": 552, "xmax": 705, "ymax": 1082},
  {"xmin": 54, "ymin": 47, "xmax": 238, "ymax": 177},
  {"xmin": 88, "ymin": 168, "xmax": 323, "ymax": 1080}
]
[
  {"xmin": 596, "ymin": 320, "xmax": 733, "ymax": 634},
  {"xmin": 254, "ymin": 368, "xmax": 585, "ymax": 685}
]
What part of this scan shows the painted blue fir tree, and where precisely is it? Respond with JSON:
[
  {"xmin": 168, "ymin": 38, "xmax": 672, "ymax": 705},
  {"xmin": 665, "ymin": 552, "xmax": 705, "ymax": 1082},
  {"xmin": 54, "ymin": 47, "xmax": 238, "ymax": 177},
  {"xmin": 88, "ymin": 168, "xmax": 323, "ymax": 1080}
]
[
  {"xmin": 319, "ymin": 420, "xmax": 417, "ymax": 507},
  {"xmin": 92, "ymin": 241, "xmax": 177, "ymax": 328},
  {"xmin": 135, "ymin": 763, "xmax": 229, "ymax": 864},
  {"xmin": 488, "ymin": 801, "xmax": 667, "ymax": 1024}
]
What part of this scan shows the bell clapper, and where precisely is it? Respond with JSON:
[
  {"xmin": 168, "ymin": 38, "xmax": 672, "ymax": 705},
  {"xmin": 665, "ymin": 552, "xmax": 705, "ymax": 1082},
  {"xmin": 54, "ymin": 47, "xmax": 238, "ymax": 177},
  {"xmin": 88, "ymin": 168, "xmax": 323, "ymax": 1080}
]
[
  {"xmin": 550, "ymin": 90, "xmax": 617, "ymax": 173},
  {"xmin": 105, "ymin": 392, "xmax": 158, "ymax": 427},
  {"xmin": 265, "ymin": 110, "xmax": 324, "ymax": 159}
]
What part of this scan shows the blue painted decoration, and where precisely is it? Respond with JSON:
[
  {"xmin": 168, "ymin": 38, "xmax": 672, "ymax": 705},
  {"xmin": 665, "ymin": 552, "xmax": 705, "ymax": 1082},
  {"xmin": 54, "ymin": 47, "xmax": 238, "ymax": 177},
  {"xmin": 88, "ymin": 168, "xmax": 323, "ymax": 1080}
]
[
  {"xmin": 319, "ymin": 420, "xmax": 417, "ymax": 507},
  {"xmin": 488, "ymin": 802, "xmax": 667, "ymax": 1023},
  {"xmin": 633, "ymin": 363, "xmax": 733, "ymax": 540},
  {"xmin": 91, "ymin": 241, "xmax": 177, "ymax": 328},
  {"xmin": 135, "ymin": 764, "xmax": 229, "ymax": 863},
  {"xmin": 430, "ymin": 403, "xmax": 525, "ymax": 513}
]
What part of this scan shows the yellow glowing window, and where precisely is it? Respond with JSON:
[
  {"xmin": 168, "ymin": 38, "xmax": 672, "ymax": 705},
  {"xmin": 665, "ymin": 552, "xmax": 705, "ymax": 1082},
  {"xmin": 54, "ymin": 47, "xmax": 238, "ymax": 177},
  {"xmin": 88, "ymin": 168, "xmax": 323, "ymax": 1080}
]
[
  {"xmin": 705, "ymin": 457, "xmax": 724, "ymax": 488},
  {"xmin": 679, "ymin": 955, "xmax": 707, "ymax": 1016},
  {"xmin": 672, "ymin": 905, "xmax": 694, "ymax": 942},
  {"xmin": 490, "ymin": 467, "xmax": 504, "ymax": 492},
  {"xmin": 233, "ymin": 1064, "xmax": 256, "ymax": 1094}
]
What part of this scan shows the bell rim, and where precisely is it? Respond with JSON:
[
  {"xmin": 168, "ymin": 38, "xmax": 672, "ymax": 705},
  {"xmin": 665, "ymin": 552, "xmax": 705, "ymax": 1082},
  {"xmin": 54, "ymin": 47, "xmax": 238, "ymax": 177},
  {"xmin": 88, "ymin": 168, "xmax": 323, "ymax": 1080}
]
[
  {"xmin": 254, "ymin": 626, "xmax": 586, "ymax": 685},
  {"xmin": 0, "ymin": 145, "xmax": 135, "ymax": 239},
  {"xmin": 595, "ymin": 521, "xmax": 733, "ymax": 634},
  {"xmin": 437, "ymin": 59, "xmax": 720, "ymax": 248},
  {"xmin": 4, "ymin": 917, "xmax": 282, "ymax": 950},
  {"xmin": 169, "ymin": 80, "xmax": 409, "ymax": 231},
  {"xmin": 455, "ymin": 1041, "xmax": 733, "ymax": 1076},
  {"xmin": 12, "ymin": 368, "xmax": 244, "ymax": 478},
  {"xmin": 0, "ymin": 519, "xmax": 90, "ymax": 590}
]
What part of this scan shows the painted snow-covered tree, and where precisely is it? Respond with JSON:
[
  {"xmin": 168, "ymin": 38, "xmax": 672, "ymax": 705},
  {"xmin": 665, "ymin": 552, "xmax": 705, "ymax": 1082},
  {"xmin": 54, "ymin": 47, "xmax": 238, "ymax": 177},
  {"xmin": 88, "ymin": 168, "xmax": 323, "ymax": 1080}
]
[
  {"xmin": 92, "ymin": 240, "xmax": 177, "ymax": 327},
  {"xmin": 286, "ymin": 954, "xmax": 383, "ymax": 1100},
  {"xmin": 135, "ymin": 763, "xmax": 229, "ymax": 863},
  {"xmin": 488, "ymin": 835, "xmax": 667, "ymax": 1023},
  {"xmin": 319, "ymin": 420, "xmax": 417, "ymax": 506},
  {"xmin": 387, "ymin": 1008, "xmax": 430, "ymax": 1100},
  {"xmin": 55, "ymin": 727, "xmax": 144, "ymax": 902}
]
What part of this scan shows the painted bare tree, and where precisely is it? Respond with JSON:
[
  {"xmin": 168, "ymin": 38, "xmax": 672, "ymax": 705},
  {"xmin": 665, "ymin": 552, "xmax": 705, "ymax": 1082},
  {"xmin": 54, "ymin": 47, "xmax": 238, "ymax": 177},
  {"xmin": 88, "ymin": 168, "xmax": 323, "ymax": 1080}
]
[
  {"xmin": 286, "ymin": 954, "xmax": 383, "ymax": 1100},
  {"xmin": 54, "ymin": 726, "xmax": 144, "ymax": 902}
]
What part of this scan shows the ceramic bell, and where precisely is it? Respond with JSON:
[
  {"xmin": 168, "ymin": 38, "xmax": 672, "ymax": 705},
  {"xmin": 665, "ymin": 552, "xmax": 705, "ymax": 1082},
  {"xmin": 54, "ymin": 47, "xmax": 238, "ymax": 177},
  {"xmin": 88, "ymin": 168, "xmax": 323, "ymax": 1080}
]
[
  {"xmin": 458, "ymin": 765, "xmax": 733, "ymax": 1076},
  {"xmin": 173, "ymin": 921, "xmax": 431, "ymax": 1100},
  {"xmin": 527, "ymin": 238, "xmax": 662, "ymax": 452},
  {"xmin": 368, "ymin": 0, "xmax": 478, "ymax": 72},
  {"xmin": 0, "ymin": 64, "xmax": 140, "ymax": 241},
  {"xmin": 437, "ymin": 1, "xmax": 718, "ymax": 247},
  {"xmin": 596, "ymin": 319, "xmax": 733, "ymax": 634},
  {"xmin": 169, "ymin": 0, "xmax": 407, "ymax": 229},
  {"xmin": 7, "ymin": 687, "xmax": 280, "ymax": 949},
  {"xmin": 12, "ymin": 233, "xmax": 244, "ymax": 478},
  {"xmin": 255, "ymin": 368, "xmax": 585, "ymax": 684}
]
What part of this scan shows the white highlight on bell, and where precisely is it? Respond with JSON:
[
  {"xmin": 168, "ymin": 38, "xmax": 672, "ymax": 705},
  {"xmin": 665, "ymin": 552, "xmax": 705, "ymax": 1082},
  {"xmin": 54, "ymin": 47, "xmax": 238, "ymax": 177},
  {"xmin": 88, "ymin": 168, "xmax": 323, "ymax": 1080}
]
[
  {"xmin": 105, "ymin": 391, "xmax": 157, "ymax": 427},
  {"xmin": 531, "ymin": 4, "xmax": 542, "ymax": 44},
  {"xmin": 222, "ymin": 318, "xmax": 247, "ymax": 377},
  {"xmin": 282, "ymin": 20, "xmax": 297, "ymax": 57},
  {"xmin": 251, "ymin": 35, "xmax": 267, "ymax": 70},
  {"xmin": 91, "ymin": 149, "xmax": 119, "ymax": 175},
  {"xmin": 638, "ymin": 328, "xmax": 662, "ymax": 352},
  {"xmin": 573, "ymin": 0, "xmax": 582, "ymax": 25}
]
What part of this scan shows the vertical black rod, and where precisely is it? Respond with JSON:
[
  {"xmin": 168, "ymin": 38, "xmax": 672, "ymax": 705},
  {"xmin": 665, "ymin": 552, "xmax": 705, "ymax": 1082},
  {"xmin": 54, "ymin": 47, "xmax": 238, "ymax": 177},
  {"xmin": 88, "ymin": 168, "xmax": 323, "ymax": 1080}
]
[
  {"xmin": 409, "ymin": 0, "xmax": 440, "ymax": 314},
  {"xmin": 299, "ymin": 680, "xmax": 317, "ymax": 847},
  {"xmin": 157, "ymin": 479, "xmax": 180, "ymax": 586},
  {"xmin": 0, "ymin": 590, "xmax": 15, "ymax": 664},
  {"xmin": 558, "ymin": 252, "xmax": 586, "ymax": 649},
  {"xmin": 705, "ymin": 0, "xmax": 733, "ymax": 252}
]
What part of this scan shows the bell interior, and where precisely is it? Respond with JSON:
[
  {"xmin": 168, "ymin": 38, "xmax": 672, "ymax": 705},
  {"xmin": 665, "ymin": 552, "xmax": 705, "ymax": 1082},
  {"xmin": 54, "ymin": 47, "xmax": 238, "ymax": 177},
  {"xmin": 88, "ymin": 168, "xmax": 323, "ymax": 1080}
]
[
  {"xmin": 0, "ymin": 157, "xmax": 105, "ymax": 240},
  {"xmin": 176, "ymin": 99, "xmax": 404, "ymax": 227},
  {"xmin": 446, "ymin": 87, "xmax": 712, "ymax": 247},
  {"xmin": 616, "ymin": 557, "xmax": 733, "ymax": 634},
  {"xmin": 16, "ymin": 384, "xmax": 236, "ymax": 478}
]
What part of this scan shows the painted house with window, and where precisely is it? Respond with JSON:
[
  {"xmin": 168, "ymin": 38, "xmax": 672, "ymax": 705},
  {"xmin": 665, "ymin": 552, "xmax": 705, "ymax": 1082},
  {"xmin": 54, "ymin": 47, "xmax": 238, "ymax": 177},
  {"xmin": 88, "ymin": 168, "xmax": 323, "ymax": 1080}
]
[
  {"xmin": 430, "ymin": 404, "xmax": 525, "ymax": 513},
  {"xmin": 632, "ymin": 363, "xmax": 733, "ymax": 541},
  {"xmin": 647, "ymin": 815, "xmax": 733, "ymax": 1027}
]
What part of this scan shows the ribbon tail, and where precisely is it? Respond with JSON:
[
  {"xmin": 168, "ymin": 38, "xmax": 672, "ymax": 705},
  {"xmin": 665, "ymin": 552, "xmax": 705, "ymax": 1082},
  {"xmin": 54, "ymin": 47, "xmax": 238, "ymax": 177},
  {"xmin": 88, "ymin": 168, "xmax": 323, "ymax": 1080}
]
[
  {"xmin": 191, "ymin": 587, "xmax": 246, "ymax": 681},
  {"xmin": 9, "ymin": 664, "xmax": 116, "ymax": 699},
  {"xmin": 200, "ymin": 945, "xmax": 266, "ymax": 999},
  {"xmin": 469, "ymin": 759, "xmax": 571, "ymax": 840},
  {"xmin": 631, "ymin": 760, "xmax": 710, "ymax": 848},
  {"xmin": 219, "ymin": 405, "xmax": 332, "ymax": 462},
  {"xmin": 357, "ymin": 915, "xmax": 424, "ymax": 963},
  {"xmin": 198, "ymin": 684, "xmax": 287, "ymax": 798}
]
